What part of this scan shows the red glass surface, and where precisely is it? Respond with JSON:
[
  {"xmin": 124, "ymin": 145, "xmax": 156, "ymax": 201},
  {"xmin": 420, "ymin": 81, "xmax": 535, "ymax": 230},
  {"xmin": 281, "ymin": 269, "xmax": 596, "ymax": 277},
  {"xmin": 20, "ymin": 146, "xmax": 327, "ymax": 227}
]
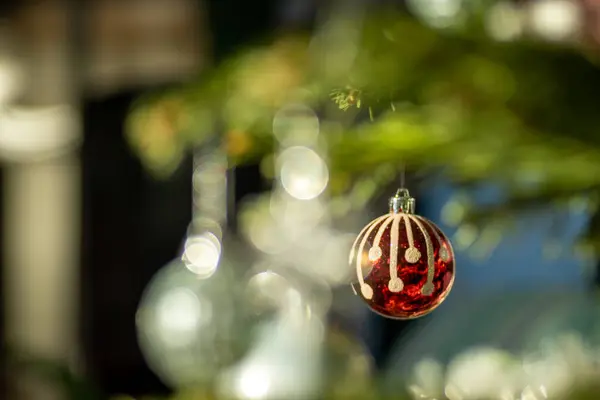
[{"xmin": 351, "ymin": 214, "xmax": 455, "ymax": 319}]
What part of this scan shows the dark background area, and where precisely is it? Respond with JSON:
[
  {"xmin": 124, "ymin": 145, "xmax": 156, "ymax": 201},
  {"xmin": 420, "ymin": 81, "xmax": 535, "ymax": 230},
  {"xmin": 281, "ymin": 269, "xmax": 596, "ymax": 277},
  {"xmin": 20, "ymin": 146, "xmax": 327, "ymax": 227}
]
[{"xmin": 1, "ymin": 2, "xmax": 15, "ymax": 399}]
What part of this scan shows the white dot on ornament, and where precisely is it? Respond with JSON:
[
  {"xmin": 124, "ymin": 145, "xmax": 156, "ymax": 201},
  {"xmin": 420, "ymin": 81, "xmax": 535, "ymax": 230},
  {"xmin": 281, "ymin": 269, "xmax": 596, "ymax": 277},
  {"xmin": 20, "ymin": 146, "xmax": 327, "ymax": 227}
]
[
  {"xmin": 368, "ymin": 246, "xmax": 382, "ymax": 261},
  {"xmin": 361, "ymin": 284, "xmax": 373, "ymax": 300},
  {"xmin": 421, "ymin": 283, "xmax": 434, "ymax": 296},
  {"xmin": 388, "ymin": 279, "xmax": 404, "ymax": 293},
  {"xmin": 405, "ymin": 247, "xmax": 421, "ymax": 263},
  {"xmin": 440, "ymin": 246, "xmax": 451, "ymax": 262}
]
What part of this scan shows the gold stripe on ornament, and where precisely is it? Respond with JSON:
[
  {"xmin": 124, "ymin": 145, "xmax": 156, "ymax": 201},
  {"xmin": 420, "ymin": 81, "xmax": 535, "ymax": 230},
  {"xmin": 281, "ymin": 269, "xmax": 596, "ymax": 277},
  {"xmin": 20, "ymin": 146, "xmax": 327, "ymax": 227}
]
[
  {"xmin": 387, "ymin": 214, "xmax": 404, "ymax": 293},
  {"xmin": 422, "ymin": 219, "xmax": 452, "ymax": 263},
  {"xmin": 349, "ymin": 215, "xmax": 388, "ymax": 264},
  {"xmin": 403, "ymin": 215, "xmax": 422, "ymax": 263},
  {"xmin": 369, "ymin": 213, "xmax": 394, "ymax": 262},
  {"xmin": 407, "ymin": 215, "xmax": 435, "ymax": 296},
  {"xmin": 356, "ymin": 215, "xmax": 394, "ymax": 300}
]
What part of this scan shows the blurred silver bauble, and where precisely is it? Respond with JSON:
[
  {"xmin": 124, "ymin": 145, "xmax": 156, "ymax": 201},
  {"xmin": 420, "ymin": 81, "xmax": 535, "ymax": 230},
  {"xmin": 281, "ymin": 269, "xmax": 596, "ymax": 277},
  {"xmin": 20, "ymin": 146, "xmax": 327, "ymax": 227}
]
[
  {"xmin": 136, "ymin": 255, "xmax": 248, "ymax": 389},
  {"xmin": 215, "ymin": 264, "xmax": 373, "ymax": 400},
  {"xmin": 243, "ymin": 264, "xmax": 333, "ymax": 321}
]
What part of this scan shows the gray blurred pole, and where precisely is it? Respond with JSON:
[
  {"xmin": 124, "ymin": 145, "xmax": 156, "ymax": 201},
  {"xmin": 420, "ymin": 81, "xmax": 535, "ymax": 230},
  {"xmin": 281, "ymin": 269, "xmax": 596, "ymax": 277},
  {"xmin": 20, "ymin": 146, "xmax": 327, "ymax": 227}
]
[{"xmin": 2, "ymin": 1, "xmax": 81, "ymax": 399}]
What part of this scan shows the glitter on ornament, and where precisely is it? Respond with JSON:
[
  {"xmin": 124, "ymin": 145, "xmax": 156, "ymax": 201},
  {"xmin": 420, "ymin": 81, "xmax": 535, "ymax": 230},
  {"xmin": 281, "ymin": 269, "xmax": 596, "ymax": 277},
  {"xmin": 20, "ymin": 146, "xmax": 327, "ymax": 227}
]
[{"xmin": 349, "ymin": 189, "xmax": 455, "ymax": 319}]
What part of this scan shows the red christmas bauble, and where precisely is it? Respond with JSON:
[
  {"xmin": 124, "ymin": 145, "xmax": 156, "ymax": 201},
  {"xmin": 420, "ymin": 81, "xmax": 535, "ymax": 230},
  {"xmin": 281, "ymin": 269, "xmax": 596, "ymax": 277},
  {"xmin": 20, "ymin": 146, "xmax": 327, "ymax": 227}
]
[{"xmin": 349, "ymin": 190, "xmax": 455, "ymax": 319}]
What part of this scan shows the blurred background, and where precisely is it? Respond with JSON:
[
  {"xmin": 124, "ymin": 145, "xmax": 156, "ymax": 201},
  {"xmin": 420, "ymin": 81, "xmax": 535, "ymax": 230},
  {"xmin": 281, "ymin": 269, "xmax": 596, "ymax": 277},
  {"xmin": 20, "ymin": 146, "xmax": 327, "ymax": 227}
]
[{"xmin": 2, "ymin": 0, "xmax": 600, "ymax": 399}]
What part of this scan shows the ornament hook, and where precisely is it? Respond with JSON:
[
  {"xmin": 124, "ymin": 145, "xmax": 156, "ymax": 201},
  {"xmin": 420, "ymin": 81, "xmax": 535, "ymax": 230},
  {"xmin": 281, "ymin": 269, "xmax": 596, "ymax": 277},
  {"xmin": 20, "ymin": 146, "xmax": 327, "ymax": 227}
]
[{"xmin": 389, "ymin": 189, "xmax": 415, "ymax": 214}]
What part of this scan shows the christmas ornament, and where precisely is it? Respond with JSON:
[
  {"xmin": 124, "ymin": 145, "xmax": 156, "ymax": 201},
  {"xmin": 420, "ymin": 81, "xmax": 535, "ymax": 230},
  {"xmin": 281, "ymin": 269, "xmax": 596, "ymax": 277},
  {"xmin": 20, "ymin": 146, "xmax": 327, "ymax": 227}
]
[
  {"xmin": 136, "ymin": 147, "xmax": 249, "ymax": 388},
  {"xmin": 350, "ymin": 189, "xmax": 455, "ymax": 319},
  {"xmin": 137, "ymin": 257, "xmax": 248, "ymax": 388}
]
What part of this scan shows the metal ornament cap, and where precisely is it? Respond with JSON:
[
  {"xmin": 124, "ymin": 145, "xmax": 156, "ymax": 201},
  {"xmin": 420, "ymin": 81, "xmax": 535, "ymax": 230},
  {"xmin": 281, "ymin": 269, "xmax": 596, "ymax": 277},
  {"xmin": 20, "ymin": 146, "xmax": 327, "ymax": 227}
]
[{"xmin": 389, "ymin": 188, "xmax": 416, "ymax": 214}]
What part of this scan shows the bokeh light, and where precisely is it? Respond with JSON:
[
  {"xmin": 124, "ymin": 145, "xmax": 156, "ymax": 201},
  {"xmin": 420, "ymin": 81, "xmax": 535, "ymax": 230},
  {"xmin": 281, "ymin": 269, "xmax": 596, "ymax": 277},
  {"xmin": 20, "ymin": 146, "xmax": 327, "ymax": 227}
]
[
  {"xmin": 155, "ymin": 288, "xmax": 207, "ymax": 348},
  {"xmin": 188, "ymin": 216, "xmax": 223, "ymax": 241},
  {"xmin": 444, "ymin": 347, "xmax": 520, "ymax": 400},
  {"xmin": 288, "ymin": 230, "xmax": 356, "ymax": 286},
  {"xmin": 408, "ymin": 358, "xmax": 445, "ymax": 400},
  {"xmin": 193, "ymin": 158, "xmax": 227, "ymax": 194},
  {"xmin": 269, "ymin": 192, "xmax": 326, "ymax": 240},
  {"xmin": 245, "ymin": 266, "xmax": 332, "ymax": 320},
  {"xmin": 309, "ymin": 17, "xmax": 361, "ymax": 80},
  {"xmin": 278, "ymin": 146, "xmax": 329, "ymax": 200},
  {"xmin": 245, "ymin": 270, "xmax": 294, "ymax": 316},
  {"xmin": 237, "ymin": 366, "xmax": 272, "ymax": 399},
  {"xmin": 218, "ymin": 311, "xmax": 324, "ymax": 400},
  {"xmin": 407, "ymin": 0, "xmax": 464, "ymax": 29},
  {"xmin": 272, "ymin": 103, "xmax": 320, "ymax": 146},
  {"xmin": 486, "ymin": 2, "xmax": 524, "ymax": 42},
  {"xmin": 193, "ymin": 154, "xmax": 228, "ymax": 221},
  {"xmin": 528, "ymin": 0, "xmax": 582, "ymax": 42},
  {"xmin": 240, "ymin": 194, "xmax": 288, "ymax": 254},
  {"xmin": 182, "ymin": 232, "xmax": 221, "ymax": 278}
]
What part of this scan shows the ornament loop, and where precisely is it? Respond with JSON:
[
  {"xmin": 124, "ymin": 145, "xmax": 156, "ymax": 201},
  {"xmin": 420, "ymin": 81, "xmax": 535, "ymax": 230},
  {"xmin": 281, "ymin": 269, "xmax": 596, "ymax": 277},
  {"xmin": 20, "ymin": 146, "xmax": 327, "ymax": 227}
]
[{"xmin": 389, "ymin": 188, "xmax": 415, "ymax": 214}]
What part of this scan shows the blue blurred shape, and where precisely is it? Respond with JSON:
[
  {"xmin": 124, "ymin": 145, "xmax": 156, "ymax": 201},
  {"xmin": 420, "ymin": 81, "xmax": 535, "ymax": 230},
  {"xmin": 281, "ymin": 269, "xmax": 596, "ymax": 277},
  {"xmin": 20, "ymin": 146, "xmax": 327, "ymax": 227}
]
[{"xmin": 418, "ymin": 178, "xmax": 591, "ymax": 291}]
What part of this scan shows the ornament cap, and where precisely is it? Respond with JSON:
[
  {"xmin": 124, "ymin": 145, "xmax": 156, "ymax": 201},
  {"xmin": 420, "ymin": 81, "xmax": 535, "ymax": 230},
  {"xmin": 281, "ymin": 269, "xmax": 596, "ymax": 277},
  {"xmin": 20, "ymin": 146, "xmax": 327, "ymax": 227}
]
[{"xmin": 389, "ymin": 188, "xmax": 415, "ymax": 214}]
